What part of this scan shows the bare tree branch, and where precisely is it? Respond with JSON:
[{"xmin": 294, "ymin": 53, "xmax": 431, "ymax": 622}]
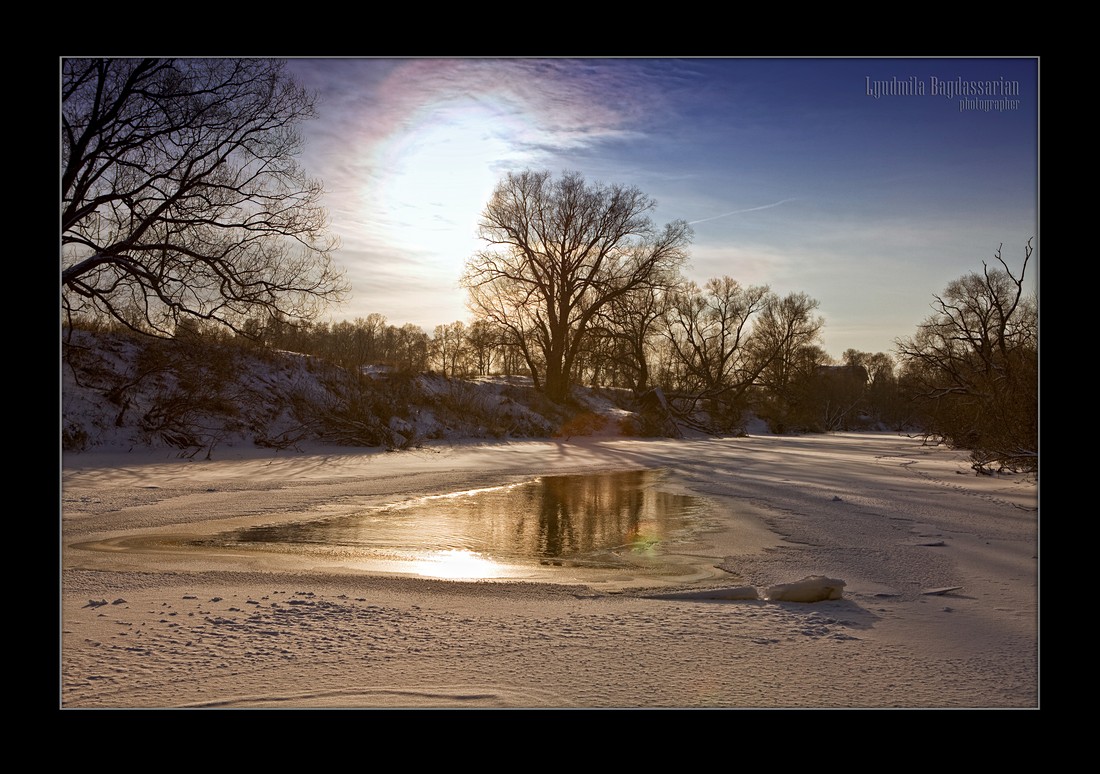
[
  {"xmin": 895, "ymin": 240, "xmax": 1037, "ymax": 472},
  {"xmin": 461, "ymin": 170, "xmax": 691, "ymax": 403},
  {"xmin": 62, "ymin": 58, "xmax": 348, "ymax": 336}
]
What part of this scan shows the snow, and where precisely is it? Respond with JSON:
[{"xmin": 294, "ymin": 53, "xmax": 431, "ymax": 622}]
[
  {"xmin": 61, "ymin": 336, "xmax": 1039, "ymax": 709},
  {"xmin": 764, "ymin": 575, "xmax": 847, "ymax": 602}
]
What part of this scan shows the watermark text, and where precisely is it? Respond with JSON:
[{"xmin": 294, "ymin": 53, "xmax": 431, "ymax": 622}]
[{"xmin": 866, "ymin": 75, "xmax": 1021, "ymax": 111}]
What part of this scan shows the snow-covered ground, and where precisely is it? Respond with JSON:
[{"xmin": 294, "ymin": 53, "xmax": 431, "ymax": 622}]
[
  {"xmin": 60, "ymin": 329, "xmax": 1038, "ymax": 708},
  {"xmin": 61, "ymin": 430, "xmax": 1038, "ymax": 708}
]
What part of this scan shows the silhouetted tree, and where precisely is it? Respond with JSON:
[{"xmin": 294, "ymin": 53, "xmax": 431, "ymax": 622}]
[
  {"xmin": 657, "ymin": 280, "xmax": 822, "ymax": 431},
  {"xmin": 895, "ymin": 241, "xmax": 1037, "ymax": 472},
  {"xmin": 843, "ymin": 350, "xmax": 906, "ymax": 427},
  {"xmin": 748, "ymin": 292, "xmax": 825, "ymax": 431},
  {"xmin": 464, "ymin": 320, "xmax": 500, "ymax": 377},
  {"xmin": 461, "ymin": 170, "xmax": 691, "ymax": 403},
  {"xmin": 63, "ymin": 58, "xmax": 347, "ymax": 337},
  {"xmin": 431, "ymin": 321, "xmax": 469, "ymax": 377},
  {"xmin": 663, "ymin": 277, "xmax": 771, "ymax": 402},
  {"xmin": 806, "ymin": 360, "xmax": 868, "ymax": 431},
  {"xmin": 587, "ymin": 271, "xmax": 682, "ymax": 393}
]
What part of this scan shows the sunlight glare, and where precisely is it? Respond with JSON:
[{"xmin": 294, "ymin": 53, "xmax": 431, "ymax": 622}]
[
  {"xmin": 366, "ymin": 97, "xmax": 536, "ymax": 267},
  {"xmin": 413, "ymin": 548, "xmax": 506, "ymax": 580}
]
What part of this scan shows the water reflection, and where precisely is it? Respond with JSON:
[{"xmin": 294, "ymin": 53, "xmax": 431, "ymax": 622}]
[
  {"xmin": 207, "ymin": 469, "xmax": 707, "ymax": 579},
  {"xmin": 398, "ymin": 549, "xmax": 504, "ymax": 579},
  {"xmin": 524, "ymin": 471, "xmax": 689, "ymax": 560}
]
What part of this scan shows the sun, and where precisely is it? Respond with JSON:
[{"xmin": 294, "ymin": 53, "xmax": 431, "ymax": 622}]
[{"xmin": 364, "ymin": 96, "xmax": 537, "ymax": 271}]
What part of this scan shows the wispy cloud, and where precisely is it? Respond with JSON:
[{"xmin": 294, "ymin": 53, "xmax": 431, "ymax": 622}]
[{"xmin": 688, "ymin": 198, "xmax": 797, "ymax": 225}]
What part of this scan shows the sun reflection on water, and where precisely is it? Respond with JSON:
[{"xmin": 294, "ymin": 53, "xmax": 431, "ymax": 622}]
[
  {"xmin": 210, "ymin": 470, "xmax": 708, "ymax": 582},
  {"xmin": 409, "ymin": 549, "xmax": 506, "ymax": 579}
]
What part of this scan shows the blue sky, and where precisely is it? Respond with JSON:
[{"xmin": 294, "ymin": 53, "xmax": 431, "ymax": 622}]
[{"xmin": 287, "ymin": 57, "xmax": 1038, "ymax": 359}]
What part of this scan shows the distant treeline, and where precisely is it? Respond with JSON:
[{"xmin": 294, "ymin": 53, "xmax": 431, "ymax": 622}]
[{"xmin": 65, "ymin": 239, "xmax": 1037, "ymax": 475}]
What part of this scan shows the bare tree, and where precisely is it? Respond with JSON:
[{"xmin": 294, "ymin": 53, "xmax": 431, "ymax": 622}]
[
  {"xmin": 461, "ymin": 170, "xmax": 692, "ymax": 403},
  {"xmin": 431, "ymin": 321, "xmax": 469, "ymax": 378},
  {"xmin": 465, "ymin": 319, "xmax": 499, "ymax": 377},
  {"xmin": 62, "ymin": 58, "xmax": 347, "ymax": 336},
  {"xmin": 658, "ymin": 278, "xmax": 822, "ymax": 432},
  {"xmin": 750, "ymin": 292, "xmax": 825, "ymax": 392},
  {"xmin": 843, "ymin": 350, "xmax": 906, "ymax": 427},
  {"xmin": 663, "ymin": 277, "xmax": 772, "ymax": 400},
  {"xmin": 895, "ymin": 241, "xmax": 1037, "ymax": 472},
  {"xmin": 749, "ymin": 291, "xmax": 825, "ymax": 430},
  {"xmin": 393, "ymin": 323, "xmax": 431, "ymax": 373},
  {"xmin": 587, "ymin": 275, "xmax": 680, "ymax": 393}
]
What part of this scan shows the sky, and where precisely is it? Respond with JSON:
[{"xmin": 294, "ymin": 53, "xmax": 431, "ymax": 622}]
[{"xmin": 286, "ymin": 57, "xmax": 1039, "ymax": 360}]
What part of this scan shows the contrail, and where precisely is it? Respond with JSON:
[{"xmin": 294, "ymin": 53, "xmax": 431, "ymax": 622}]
[{"xmin": 688, "ymin": 198, "xmax": 797, "ymax": 225}]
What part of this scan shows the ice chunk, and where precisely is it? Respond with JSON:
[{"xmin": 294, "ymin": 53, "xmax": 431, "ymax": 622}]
[{"xmin": 765, "ymin": 575, "xmax": 846, "ymax": 603}]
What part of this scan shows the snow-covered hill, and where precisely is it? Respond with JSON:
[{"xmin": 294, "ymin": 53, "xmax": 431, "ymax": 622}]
[{"xmin": 61, "ymin": 328, "xmax": 652, "ymax": 458}]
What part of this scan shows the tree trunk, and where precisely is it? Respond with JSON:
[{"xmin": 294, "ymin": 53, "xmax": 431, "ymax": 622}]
[{"xmin": 544, "ymin": 362, "xmax": 570, "ymax": 403}]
